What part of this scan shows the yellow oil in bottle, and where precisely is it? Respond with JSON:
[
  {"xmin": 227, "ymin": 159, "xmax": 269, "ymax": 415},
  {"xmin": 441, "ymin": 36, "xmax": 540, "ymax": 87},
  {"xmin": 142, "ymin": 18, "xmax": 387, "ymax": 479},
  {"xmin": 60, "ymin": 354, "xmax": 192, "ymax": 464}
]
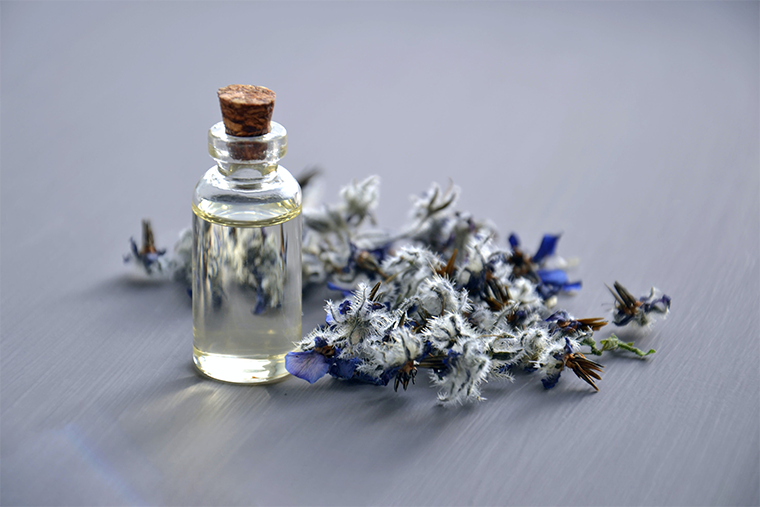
[{"xmin": 191, "ymin": 203, "xmax": 302, "ymax": 384}]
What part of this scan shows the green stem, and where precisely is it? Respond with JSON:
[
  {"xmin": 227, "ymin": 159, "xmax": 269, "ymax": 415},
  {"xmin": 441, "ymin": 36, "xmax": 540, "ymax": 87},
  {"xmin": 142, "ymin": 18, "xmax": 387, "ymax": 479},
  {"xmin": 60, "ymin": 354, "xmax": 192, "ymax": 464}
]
[
  {"xmin": 580, "ymin": 336, "xmax": 603, "ymax": 356},
  {"xmin": 600, "ymin": 335, "xmax": 655, "ymax": 357}
]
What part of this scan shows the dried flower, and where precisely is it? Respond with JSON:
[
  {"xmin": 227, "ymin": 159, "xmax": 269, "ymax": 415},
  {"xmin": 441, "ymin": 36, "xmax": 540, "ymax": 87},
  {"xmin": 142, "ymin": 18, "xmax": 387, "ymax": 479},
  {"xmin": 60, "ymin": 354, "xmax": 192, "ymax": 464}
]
[
  {"xmin": 608, "ymin": 281, "xmax": 671, "ymax": 327},
  {"xmin": 123, "ymin": 220, "xmax": 169, "ymax": 275},
  {"xmin": 565, "ymin": 351, "xmax": 604, "ymax": 391},
  {"xmin": 340, "ymin": 176, "xmax": 380, "ymax": 226},
  {"xmin": 542, "ymin": 339, "xmax": 604, "ymax": 391},
  {"xmin": 431, "ymin": 337, "xmax": 492, "ymax": 405}
]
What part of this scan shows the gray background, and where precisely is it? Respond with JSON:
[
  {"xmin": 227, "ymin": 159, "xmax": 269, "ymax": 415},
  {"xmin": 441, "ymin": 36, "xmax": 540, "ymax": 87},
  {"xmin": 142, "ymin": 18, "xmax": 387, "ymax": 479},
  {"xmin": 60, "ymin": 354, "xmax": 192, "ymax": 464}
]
[{"xmin": 2, "ymin": 1, "xmax": 758, "ymax": 505}]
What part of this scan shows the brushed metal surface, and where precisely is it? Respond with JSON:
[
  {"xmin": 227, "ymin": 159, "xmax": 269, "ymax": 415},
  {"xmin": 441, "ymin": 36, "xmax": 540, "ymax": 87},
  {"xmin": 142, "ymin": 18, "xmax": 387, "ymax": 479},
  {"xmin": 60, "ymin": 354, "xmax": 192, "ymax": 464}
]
[{"xmin": 1, "ymin": 2, "xmax": 758, "ymax": 505}]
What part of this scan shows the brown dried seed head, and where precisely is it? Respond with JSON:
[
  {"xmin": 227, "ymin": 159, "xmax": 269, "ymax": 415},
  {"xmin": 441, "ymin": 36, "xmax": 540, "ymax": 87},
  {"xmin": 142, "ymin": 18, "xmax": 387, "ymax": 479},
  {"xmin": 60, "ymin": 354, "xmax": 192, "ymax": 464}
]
[
  {"xmin": 369, "ymin": 281, "xmax": 382, "ymax": 301},
  {"xmin": 576, "ymin": 317, "xmax": 609, "ymax": 331},
  {"xmin": 141, "ymin": 219, "xmax": 157, "ymax": 255},
  {"xmin": 566, "ymin": 353, "xmax": 604, "ymax": 391},
  {"xmin": 436, "ymin": 248, "xmax": 458, "ymax": 279}
]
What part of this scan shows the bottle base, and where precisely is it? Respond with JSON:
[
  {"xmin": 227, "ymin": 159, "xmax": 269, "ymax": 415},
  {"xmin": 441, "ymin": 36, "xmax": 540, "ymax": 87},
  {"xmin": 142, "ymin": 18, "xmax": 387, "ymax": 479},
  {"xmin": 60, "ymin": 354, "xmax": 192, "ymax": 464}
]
[{"xmin": 192, "ymin": 346, "xmax": 291, "ymax": 384}]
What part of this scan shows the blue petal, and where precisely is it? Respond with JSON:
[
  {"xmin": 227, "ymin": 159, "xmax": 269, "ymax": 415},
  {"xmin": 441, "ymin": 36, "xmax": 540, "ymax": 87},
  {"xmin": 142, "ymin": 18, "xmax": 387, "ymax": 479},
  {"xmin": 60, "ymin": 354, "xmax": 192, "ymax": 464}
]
[
  {"xmin": 508, "ymin": 233, "xmax": 520, "ymax": 249},
  {"xmin": 613, "ymin": 312, "xmax": 635, "ymax": 326},
  {"xmin": 461, "ymin": 268, "xmax": 487, "ymax": 295},
  {"xmin": 327, "ymin": 282, "xmax": 353, "ymax": 297},
  {"xmin": 532, "ymin": 234, "xmax": 560, "ymax": 264},
  {"xmin": 368, "ymin": 244, "xmax": 392, "ymax": 263},
  {"xmin": 546, "ymin": 310, "xmax": 570, "ymax": 322},
  {"xmin": 561, "ymin": 281, "xmax": 582, "ymax": 292},
  {"xmin": 253, "ymin": 292, "xmax": 268, "ymax": 314},
  {"xmin": 542, "ymin": 371, "xmax": 562, "ymax": 389},
  {"xmin": 537, "ymin": 269, "xmax": 568, "ymax": 285},
  {"xmin": 341, "ymin": 243, "xmax": 359, "ymax": 273},
  {"xmin": 329, "ymin": 357, "xmax": 360, "ymax": 379},
  {"xmin": 642, "ymin": 294, "xmax": 671, "ymax": 314},
  {"xmin": 285, "ymin": 351, "xmax": 330, "ymax": 383},
  {"xmin": 655, "ymin": 294, "xmax": 671, "ymax": 310},
  {"xmin": 443, "ymin": 349, "xmax": 461, "ymax": 369},
  {"xmin": 513, "ymin": 309, "xmax": 528, "ymax": 323},
  {"xmin": 129, "ymin": 238, "xmax": 140, "ymax": 257}
]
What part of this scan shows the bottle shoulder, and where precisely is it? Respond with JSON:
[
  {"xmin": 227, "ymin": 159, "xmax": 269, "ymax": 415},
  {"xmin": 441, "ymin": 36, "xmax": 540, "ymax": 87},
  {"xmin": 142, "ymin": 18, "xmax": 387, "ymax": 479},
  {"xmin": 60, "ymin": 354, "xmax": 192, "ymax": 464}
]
[{"xmin": 192, "ymin": 165, "xmax": 302, "ymax": 227}]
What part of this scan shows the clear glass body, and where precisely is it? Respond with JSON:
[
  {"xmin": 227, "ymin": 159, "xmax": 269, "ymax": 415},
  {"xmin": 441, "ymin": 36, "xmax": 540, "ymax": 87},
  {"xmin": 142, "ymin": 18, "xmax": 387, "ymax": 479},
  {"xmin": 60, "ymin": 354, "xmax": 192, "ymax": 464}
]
[{"xmin": 192, "ymin": 121, "xmax": 302, "ymax": 384}]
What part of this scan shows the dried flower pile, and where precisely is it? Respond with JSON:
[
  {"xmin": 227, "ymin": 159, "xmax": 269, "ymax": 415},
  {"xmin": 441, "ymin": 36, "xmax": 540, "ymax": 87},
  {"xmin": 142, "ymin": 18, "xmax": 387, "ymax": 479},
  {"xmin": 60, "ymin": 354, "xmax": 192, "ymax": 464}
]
[{"xmin": 125, "ymin": 175, "xmax": 670, "ymax": 404}]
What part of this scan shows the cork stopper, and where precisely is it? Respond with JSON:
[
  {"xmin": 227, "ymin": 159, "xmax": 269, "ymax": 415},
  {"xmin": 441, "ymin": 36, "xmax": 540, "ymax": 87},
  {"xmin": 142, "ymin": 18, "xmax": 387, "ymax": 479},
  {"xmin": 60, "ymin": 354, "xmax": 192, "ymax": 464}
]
[{"xmin": 218, "ymin": 85, "xmax": 275, "ymax": 137}]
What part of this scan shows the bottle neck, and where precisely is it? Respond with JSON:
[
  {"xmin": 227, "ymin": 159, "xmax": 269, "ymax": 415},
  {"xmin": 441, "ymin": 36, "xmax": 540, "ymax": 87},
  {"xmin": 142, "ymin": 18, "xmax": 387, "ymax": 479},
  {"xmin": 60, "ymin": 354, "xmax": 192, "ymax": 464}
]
[{"xmin": 208, "ymin": 121, "xmax": 287, "ymax": 180}]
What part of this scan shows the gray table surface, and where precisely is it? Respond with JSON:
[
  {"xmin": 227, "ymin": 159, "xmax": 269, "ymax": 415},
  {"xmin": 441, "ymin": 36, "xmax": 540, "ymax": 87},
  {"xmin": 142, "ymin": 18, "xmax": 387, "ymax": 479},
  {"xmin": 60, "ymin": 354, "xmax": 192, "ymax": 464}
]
[{"xmin": 2, "ymin": 2, "xmax": 758, "ymax": 505}]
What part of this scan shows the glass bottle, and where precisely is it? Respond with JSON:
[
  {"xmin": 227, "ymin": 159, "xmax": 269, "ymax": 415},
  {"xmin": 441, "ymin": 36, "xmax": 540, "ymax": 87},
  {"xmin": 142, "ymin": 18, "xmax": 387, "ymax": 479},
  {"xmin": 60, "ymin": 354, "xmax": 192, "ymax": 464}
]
[{"xmin": 192, "ymin": 117, "xmax": 302, "ymax": 384}]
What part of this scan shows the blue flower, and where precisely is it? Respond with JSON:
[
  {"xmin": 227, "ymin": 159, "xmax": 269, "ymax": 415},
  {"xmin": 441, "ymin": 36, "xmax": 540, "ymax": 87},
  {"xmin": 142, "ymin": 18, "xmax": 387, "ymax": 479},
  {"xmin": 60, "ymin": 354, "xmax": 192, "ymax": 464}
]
[{"xmin": 508, "ymin": 233, "xmax": 580, "ymax": 298}]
